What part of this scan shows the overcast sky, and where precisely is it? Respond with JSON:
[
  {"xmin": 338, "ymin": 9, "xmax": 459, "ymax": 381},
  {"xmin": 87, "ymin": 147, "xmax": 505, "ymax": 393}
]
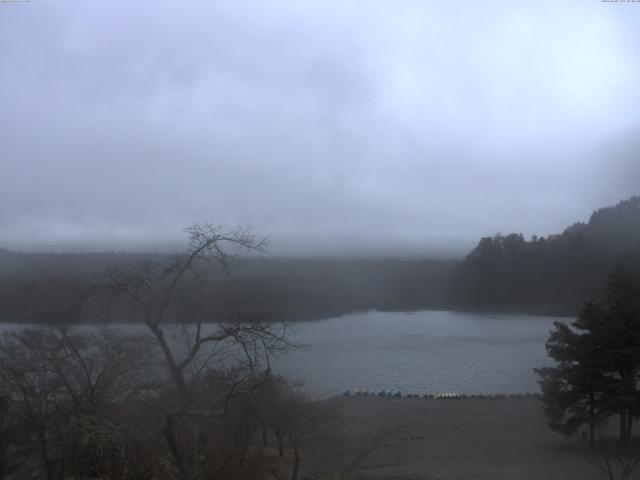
[{"xmin": 1, "ymin": 0, "xmax": 639, "ymax": 256}]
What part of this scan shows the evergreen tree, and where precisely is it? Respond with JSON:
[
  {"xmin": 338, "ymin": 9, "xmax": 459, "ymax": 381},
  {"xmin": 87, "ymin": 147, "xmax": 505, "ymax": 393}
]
[
  {"xmin": 536, "ymin": 247, "xmax": 640, "ymax": 445},
  {"xmin": 600, "ymin": 249, "xmax": 640, "ymax": 445},
  {"xmin": 535, "ymin": 303, "xmax": 610, "ymax": 444}
]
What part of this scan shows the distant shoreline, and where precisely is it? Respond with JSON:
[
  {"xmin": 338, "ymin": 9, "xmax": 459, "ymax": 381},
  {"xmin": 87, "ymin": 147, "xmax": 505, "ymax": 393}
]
[{"xmin": 0, "ymin": 305, "xmax": 576, "ymax": 325}]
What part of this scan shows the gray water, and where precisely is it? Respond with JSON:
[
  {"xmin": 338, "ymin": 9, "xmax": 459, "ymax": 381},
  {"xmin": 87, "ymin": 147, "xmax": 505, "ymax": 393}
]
[
  {"xmin": 271, "ymin": 310, "xmax": 564, "ymax": 396},
  {"xmin": 0, "ymin": 310, "xmax": 567, "ymax": 397}
]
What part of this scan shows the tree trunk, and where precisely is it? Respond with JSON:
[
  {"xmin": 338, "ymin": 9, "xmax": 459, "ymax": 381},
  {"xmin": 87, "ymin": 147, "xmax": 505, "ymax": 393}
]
[
  {"xmin": 589, "ymin": 391, "xmax": 596, "ymax": 446},
  {"xmin": 163, "ymin": 414, "xmax": 188, "ymax": 478},
  {"xmin": 0, "ymin": 433, "xmax": 5, "ymax": 480},
  {"xmin": 290, "ymin": 444, "xmax": 300, "ymax": 480},
  {"xmin": 148, "ymin": 323, "xmax": 188, "ymax": 402},
  {"xmin": 275, "ymin": 429, "xmax": 284, "ymax": 457},
  {"xmin": 262, "ymin": 426, "xmax": 268, "ymax": 447},
  {"xmin": 278, "ymin": 435, "xmax": 284, "ymax": 457},
  {"xmin": 38, "ymin": 433, "xmax": 54, "ymax": 480},
  {"xmin": 151, "ymin": 324, "xmax": 203, "ymax": 478},
  {"xmin": 620, "ymin": 409, "xmax": 630, "ymax": 446}
]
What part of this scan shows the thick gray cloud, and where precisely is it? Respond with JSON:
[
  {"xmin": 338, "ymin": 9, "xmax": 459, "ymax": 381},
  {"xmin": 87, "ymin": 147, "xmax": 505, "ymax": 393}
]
[{"xmin": 1, "ymin": 0, "xmax": 639, "ymax": 255}]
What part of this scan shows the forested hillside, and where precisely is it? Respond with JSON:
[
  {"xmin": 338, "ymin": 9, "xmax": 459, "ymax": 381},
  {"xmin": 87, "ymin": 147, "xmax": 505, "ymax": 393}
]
[
  {"xmin": 451, "ymin": 196, "xmax": 640, "ymax": 315},
  {"xmin": 0, "ymin": 250, "xmax": 456, "ymax": 323}
]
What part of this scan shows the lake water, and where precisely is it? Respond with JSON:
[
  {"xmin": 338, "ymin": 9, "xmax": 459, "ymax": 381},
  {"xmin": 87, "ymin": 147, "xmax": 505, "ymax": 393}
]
[
  {"xmin": 271, "ymin": 310, "xmax": 565, "ymax": 396},
  {"xmin": 0, "ymin": 310, "xmax": 568, "ymax": 397}
]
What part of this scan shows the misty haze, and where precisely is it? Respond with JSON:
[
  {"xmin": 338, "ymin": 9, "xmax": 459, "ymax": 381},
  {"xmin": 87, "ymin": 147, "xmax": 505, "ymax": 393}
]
[{"xmin": 1, "ymin": 1, "xmax": 639, "ymax": 479}]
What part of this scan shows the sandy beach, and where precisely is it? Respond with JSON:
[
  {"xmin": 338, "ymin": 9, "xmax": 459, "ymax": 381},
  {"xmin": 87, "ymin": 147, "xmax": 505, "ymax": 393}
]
[{"xmin": 322, "ymin": 396, "xmax": 607, "ymax": 480}]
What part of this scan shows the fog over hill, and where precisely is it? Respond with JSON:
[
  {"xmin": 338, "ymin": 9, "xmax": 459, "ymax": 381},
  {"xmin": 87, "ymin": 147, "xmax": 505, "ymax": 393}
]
[
  {"xmin": 1, "ymin": 1, "xmax": 640, "ymax": 255},
  {"xmin": 0, "ymin": 195, "xmax": 636, "ymax": 323},
  {"xmin": 452, "ymin": 196, "xmax": 640, "ymax": 315}
]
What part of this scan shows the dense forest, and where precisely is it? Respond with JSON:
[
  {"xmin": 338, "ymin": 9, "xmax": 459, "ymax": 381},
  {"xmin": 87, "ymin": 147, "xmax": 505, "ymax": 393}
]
[
  {"xmin": 451, "ymin": 196, "xmax": 640, "ymax": 315},
  {"xmin": 0, "ymin": 250, "xmax": 456, "ymax": 323}
]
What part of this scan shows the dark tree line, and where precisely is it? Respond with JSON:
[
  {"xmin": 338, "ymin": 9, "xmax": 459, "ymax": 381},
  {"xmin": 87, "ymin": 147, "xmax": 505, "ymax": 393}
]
[
  {"xmin": 452, "ymin": 196, "xmax": 640, "ymax": 315},
  {"xmin": 536, "ymin": 247, "xmax": 640, "ymax": 445},
  {"xmin": 0, "ymin": 249, "xmax": 456, "ymax": 324}
]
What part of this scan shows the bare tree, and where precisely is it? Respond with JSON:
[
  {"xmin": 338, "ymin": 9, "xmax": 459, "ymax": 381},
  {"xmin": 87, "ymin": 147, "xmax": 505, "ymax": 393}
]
[
  {"xmin": 0, "ymin": 395, "xmax": 9, "ymax": 479},
  {"xmin": 253, "ymin": 378, "xmax": 336, "ymax": 480},
  {"xmin": 0, "ymin": 328, "xmax": 64, "ymax": 480},
  {"xmin": 0, "ymin": 224, "xmax": 295, "ymax": 479},
  {"xmin": 49, "ymin": 327, "xmax": 159, "ymax": 412},
  {"xmin": 587, "ymin": 431, "xmax": 640, "ymax": 480},
  {"xmin": 0, "ymin": 325, "xmax": 161, "ymax": 480},
  {"xmin": 334, "ymin": 420, "xmax": 409, "ymax": 480},
  {"xmin": 284, "ymin": 393, "xmax": 336, "ymax": 480},
  {"xmin": 253, "ymin": 380, "xmax": 407, "ymax": 480},
  {"xmin": 96, "ymin": 223, "xmax": 292, "ymax": 479}
]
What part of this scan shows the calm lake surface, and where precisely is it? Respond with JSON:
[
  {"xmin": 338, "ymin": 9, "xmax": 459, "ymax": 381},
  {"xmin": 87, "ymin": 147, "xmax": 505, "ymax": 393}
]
[
  {"xmin": 0, "ymin": 310, "xmax": 567, "ymax": 397},
  {"xmin": 271, "ymin": 310, "xmax": 565, "ymax": 396}
]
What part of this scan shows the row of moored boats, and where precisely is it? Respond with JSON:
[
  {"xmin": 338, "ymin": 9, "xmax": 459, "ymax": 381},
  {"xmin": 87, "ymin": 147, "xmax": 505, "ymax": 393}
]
[{"xmin": 342, "ymin": 389, "xmax": 541, "ymax": 399}]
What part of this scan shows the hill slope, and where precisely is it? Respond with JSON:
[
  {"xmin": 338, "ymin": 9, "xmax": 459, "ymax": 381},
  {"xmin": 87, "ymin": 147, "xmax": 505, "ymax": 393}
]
[{"xmin": 450, "ymin": 196, "xmax": 640, "ymax": 315}]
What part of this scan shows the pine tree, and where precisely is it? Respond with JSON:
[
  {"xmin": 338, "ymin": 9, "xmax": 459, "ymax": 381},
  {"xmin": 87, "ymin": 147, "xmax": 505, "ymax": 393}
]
[
  {"xmin": 536, "ymin": 247, "xmax": 640, "ymax": 445},
  {"xmin": 535, "ymin": 303, "xmax": 610, "ymax": 444}
]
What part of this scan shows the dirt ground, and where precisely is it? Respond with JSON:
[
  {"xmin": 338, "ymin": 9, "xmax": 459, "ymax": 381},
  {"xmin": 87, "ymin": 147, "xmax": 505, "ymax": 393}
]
[{"xmin": 318, "ymin": 396, "xmax": 609, "ymax": 480}]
